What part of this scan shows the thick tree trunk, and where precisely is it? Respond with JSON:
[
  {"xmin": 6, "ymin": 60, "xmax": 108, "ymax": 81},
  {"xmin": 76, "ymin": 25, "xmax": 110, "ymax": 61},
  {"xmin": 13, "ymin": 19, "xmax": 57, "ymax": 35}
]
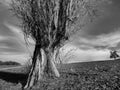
[
  {"xmin": 24, "ymin": 46, "xmax": 60, "ymax": 89},
  {"xmin": 50, "ymin": 49, "xmax": 60, "ymax": 77},
  {"xmin": 24, "ymin": 45, "xmax": 42, "ymax": 89}
]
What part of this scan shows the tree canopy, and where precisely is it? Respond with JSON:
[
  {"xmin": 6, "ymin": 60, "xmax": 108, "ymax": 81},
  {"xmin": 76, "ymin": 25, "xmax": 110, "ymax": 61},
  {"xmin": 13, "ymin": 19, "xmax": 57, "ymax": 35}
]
[{"xmin": 11, "ymin": 0, "xmax": 108, "ymax": 50}]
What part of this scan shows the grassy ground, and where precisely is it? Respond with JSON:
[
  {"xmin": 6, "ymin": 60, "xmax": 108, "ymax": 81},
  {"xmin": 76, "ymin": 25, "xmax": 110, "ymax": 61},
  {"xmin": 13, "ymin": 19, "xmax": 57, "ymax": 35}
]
[{"xmin": 0, "ymin": 59, "xmax": 120, "ymax": 90}]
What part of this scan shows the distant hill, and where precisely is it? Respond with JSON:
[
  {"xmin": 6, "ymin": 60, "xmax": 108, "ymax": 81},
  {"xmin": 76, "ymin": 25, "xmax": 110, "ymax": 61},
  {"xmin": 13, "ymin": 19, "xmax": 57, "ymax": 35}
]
[{"xmin": 0, "ymin": 61, "xmax": 21, "ymax": 66}]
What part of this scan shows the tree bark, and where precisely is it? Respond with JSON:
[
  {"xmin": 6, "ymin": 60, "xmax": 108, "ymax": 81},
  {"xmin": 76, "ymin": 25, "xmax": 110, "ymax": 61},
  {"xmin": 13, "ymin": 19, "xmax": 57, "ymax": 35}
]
[
  {"xmin": 24, "ymin": 45, "xmax": 41, "ymax": 89},
  {"xmin": 50, "ymin": 49, "xmax": 60, "ymax": 77},
  {"xmin": 24, "ymin": 46, "xmax": 60, "ymax": 89}
]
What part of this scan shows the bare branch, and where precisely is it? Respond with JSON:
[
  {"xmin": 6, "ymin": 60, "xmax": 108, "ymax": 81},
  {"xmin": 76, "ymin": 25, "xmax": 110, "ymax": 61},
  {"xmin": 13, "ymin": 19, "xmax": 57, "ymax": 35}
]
[{"xmin": 11, "ymin": 0, "xmax": 110, "ymax": 49}]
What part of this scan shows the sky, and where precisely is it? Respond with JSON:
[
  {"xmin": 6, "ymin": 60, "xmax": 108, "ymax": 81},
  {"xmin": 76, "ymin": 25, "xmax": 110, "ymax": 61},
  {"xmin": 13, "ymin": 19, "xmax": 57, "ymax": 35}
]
[{"xmin": 0, "ymin": 0, "xmax": 120, "ymax": 64}]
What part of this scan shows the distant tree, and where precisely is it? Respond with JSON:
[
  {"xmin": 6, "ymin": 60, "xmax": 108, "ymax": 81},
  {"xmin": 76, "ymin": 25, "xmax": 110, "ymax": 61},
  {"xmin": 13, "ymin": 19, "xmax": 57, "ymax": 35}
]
[
  {"xmin": 110, "ymin": 50, "xmax": 119, "ymax": 60},
  {"xmin": 11, "ymin": 0, "xmax": 109, "ymax": 88},
  {"xmin": 4, "ymin": 61, "xmax": 21, "ymax": 65},
  {"xmin": 0, "ymin": 61, "xmax": 21, "ymax": 65}
]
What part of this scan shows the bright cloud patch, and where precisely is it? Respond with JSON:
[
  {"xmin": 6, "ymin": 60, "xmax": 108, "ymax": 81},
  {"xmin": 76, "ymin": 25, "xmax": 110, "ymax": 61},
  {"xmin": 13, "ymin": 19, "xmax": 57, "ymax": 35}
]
[
  {"xmin": 0, "ymin": 54, "xmax": 30, "ymax": 65},
  {"xmin": 0, "ymin": 36, "xmax": 7, "ymax": 41},
  {"xmin": 61, "ymin": 44, "xmax": 110, "ymax": 63},
  {"xmin": 4, "ymin": 22, "xmax": 35, "ymax": 53},
  {"xmin": 78, "ymin": 30, "xmax": 120, "ymax": 49},
  {"xmin": 5, "ymin": 23, "xmax": 35, "ymax": 45},
  {"xmin": 5, "ymin": 23, "xmax": 25, "ymax": 43},
  {"xmin": 67, "ymin": 48, "xmax": 110, "ymax": 63},
  {"xmin": 61, "ymin": 30, "xmax": 120, "ymax": 63}
]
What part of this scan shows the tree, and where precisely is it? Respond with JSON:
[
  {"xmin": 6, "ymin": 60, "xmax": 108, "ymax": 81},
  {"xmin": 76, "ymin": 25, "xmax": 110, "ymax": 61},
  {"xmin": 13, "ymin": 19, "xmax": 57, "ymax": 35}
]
[
  {"xmin": 110, "ymin": 50, "xmax": 119, "ymax": 60},
  {"xmin": 59, "ymin": 46, "xmax": 78, "ymax": 63},
  {"xmin": 10, "ymin": 0, "xmax": 109, "ymax": 88}
]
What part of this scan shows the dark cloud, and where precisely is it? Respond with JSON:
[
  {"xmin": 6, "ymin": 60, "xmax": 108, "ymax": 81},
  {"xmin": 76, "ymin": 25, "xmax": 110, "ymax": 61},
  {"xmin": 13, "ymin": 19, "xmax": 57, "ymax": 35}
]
[
  {"xmin": 112, "ymin": 0, "xmax": 120, "ymax": 7},
  {"xmin": 0, "ymin": 3, "xmax": 19, "ymax": 25},
  {"xmin": 0, "ymin": 39, "xmax": 26, "ymax": 53},
  {"xmin": 0, "ymin": 4, "xmax": 27, "ymax": 55},
  {"xmin": 83, "ymin": 0, "xmax": 120, "ymax": 36}
]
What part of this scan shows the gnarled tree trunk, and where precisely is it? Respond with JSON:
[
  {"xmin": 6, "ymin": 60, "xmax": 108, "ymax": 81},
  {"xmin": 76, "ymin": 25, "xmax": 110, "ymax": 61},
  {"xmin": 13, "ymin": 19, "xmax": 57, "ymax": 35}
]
[
  {"xmin": 24, "ymin": 45, "xmax": 60, "ymax": 89},
  {"xmin": 45, "ymin": 49, "xmax": 60, "ymax": 78}
]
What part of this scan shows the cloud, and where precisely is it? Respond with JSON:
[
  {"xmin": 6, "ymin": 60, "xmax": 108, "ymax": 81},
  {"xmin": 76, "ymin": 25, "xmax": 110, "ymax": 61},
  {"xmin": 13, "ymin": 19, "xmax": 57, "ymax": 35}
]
[
  {"xmin": 67, "ymin": 48, "xmax": 110, "ymax": 63},
  {"xmin": 0, "ymin": 54, "xmax": 29, "ymax": 65},
  {"xmin": 5, "ymin": 22, "xmax": 35, "ymax": 52},
  {"xmin": 97, "ymin": 31, "xmax": 120, "ymax": 47},
  {"xmin": 76, "ymin": 30, "xmax": 120, "ymax": 49},
  {"xmin": 60, "ymin": 44, "xmax": 110, "ymax": 63},
  {"xmin": 5, "ymin": 22, "xmax": 35, "ymax": 45},
  {"xmin": 0, "ymin": 0, "xmax": 11, "ymax": 7},
  {"xmin": 0, "ymin": 34, "xmax": 27, "ymax": 55},
  {"xmin": 0, "ymin": 36, "xmax": 8, "ymax": 41},
  {"xmin": 4, "ymin": 23, "xmax": 25, "ymax": 43},
  {"xmin": 61, "ymin": 30, "xmax": 120, "ymax": 63},
  {"xmin": 3, "ymin": 22, "xmax": 35, "ymax": 57}
]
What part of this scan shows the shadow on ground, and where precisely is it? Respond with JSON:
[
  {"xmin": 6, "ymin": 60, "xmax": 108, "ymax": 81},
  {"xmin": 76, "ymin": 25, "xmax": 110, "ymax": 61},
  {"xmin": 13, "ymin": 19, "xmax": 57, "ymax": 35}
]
[{"xmin": 0, "ymin": 71, "xmax": 28, "ymax": 86}]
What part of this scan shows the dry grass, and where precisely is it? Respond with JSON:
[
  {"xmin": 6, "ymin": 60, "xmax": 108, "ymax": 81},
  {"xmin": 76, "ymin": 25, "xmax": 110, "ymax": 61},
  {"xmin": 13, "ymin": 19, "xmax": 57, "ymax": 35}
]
[{"xmin": 0, "ymin": 60, "xmax": 120, "ymax": 90}]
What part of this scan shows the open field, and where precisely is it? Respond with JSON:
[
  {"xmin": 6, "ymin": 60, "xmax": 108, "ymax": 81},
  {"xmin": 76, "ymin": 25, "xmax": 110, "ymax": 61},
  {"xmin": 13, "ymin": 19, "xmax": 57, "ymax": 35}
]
[
  {"xmin": 0, "ymin": 65, "xmax": 22, "ymax": 71},
  {"xmin": 0, "ymin": 59, "xmax": 120, "ymax": 90}
]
